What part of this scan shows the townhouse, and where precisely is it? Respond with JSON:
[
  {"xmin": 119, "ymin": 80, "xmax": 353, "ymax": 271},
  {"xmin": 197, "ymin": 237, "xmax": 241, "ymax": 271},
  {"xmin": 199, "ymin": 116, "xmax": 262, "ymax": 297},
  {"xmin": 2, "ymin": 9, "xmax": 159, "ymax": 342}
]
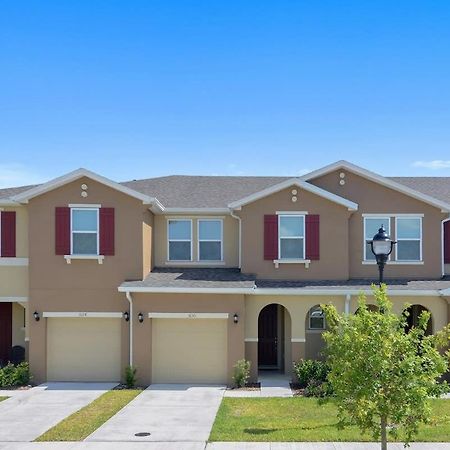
[{"xmin": 0, "ymin": 160, "xmax": 449, "ymax": 385}]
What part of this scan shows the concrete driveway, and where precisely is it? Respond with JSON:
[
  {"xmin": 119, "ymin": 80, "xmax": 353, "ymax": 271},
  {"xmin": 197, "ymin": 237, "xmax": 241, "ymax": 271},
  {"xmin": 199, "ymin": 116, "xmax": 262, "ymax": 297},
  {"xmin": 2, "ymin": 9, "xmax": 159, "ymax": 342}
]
[
  {"xmin": 0, "ymin": 382, "xmax": 116, "ymax": 442},
  {"xmin": 87, "ymin": 384, "xmax": 226, "ymax": 443}
]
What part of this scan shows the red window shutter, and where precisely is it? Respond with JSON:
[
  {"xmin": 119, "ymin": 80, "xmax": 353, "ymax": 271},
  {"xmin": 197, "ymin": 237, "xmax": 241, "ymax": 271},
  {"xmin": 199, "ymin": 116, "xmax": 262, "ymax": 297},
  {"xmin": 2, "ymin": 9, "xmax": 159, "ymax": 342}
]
[
  {"xmin": 305, "ymin": 214, "xmax": 320, "ymax": 260},
  {"xmin": 55, "ymin": 207, "xmax": 70, "ymax": 255},
  {"xmin": 100, "ymin": 207, "xmax": 115, "ymax": 256},
  {"xmin": 1, "ymin": 211, "xmax": 16, "ymax": 257},
  {"xmin": 264, "ymin": 215, "xmax": 278, "ymax": 260},
  {"xmin": 444, "ymin": 221, "xmax": 450, "ymax": 264}
]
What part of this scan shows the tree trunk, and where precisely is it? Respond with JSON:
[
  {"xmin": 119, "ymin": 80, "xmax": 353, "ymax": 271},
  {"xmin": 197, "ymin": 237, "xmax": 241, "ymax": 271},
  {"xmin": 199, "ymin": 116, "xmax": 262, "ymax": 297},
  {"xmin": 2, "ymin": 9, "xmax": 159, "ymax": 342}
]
[{"xmin": 381, "ymin": 415, "xmax": 388, "ymax": 450}]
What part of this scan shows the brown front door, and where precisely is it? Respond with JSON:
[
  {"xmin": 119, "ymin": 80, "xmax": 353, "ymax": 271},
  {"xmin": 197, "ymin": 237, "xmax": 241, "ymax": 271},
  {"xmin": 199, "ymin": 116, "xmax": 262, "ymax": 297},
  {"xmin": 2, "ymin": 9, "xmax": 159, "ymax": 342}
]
[
  {"xmin": 0, "ymin": 303, "xmax": 12, "ymax": 365},
  {"xmin": 258, "ymin": 304, "xmax": 278, "ymax": 368}
]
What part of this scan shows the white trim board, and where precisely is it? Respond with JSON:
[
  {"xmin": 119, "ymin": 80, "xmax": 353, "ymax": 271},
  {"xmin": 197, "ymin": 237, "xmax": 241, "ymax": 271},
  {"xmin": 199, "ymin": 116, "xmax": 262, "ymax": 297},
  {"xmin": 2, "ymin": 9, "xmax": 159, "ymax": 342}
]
[
  {"xmin": 43, "ymin": 312, "xmax": 123, "ymax": 318},
  {"xmin": 11, "ymin": 168, "xmax": 160, "ymax": 207},
  {"xmin": 148, "ymin": 312, "xmax": 229, "ymax": 319},
  {"xmin": 0, "ymin": 258, "xmax": 29, "ymax": 266},
  {"xmin": 300, "ymin": 160, "xmax": 450, "ymax": 212},
  {"xmin": 244, "ymin": 338, "xmax": 258, "ymax": 342},
  {"xmin": 228, "ymin": 178, "xmax": 358, "ymax": 211},
  {"xmin": 291, "ymin": 338, "xmax": 306, "ymax": 343},
  {"xmin": 0, "ymin": 297, "xmax": 28, "ymax": 303}
]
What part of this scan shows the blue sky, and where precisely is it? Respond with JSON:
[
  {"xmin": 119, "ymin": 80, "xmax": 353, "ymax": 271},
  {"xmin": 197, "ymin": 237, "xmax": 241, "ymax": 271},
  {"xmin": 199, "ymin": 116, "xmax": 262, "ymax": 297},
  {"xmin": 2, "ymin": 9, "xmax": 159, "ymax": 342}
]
[{"xmin": 1, "ymin": 1, "xmax": 450, "ymax": 187}]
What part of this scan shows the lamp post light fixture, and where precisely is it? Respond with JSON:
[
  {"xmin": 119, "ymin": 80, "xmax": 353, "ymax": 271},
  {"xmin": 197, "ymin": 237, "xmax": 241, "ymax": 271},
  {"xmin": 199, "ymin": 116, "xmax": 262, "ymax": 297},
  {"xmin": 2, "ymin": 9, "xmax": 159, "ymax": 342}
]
[
  {"xmin": 367, "ymin": 225, "xmax": 396, "ymax": 286},
  {"xmin": 138, "ymin": 312, "xmax": 144, "ymax": 323}
]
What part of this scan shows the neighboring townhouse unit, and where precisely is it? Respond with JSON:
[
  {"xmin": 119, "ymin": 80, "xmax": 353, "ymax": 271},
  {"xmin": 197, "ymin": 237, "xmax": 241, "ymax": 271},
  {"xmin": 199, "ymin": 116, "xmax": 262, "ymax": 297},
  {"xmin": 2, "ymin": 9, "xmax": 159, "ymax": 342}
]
[{"xmin": 0, "ymin": 160, "xmax": 450, "ymax": 385}]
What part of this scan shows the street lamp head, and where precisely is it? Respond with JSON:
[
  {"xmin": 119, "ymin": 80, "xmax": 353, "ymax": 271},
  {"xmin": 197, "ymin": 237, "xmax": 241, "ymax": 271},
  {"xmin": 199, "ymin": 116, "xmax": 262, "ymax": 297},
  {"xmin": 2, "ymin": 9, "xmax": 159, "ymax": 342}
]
[{"xmin": 370, "ymin": 226, "xmax": 395, "ymax": 257}]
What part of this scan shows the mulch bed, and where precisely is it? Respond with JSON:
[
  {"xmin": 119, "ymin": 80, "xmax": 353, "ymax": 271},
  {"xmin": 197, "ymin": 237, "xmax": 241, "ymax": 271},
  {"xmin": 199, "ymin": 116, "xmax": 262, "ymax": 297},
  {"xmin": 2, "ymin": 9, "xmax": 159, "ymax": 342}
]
[
  {"xmin": 228, "ymin": 382, "xmax": 261, "ymax": 391},
  {"xmin": 290, "ymin": 382, "xmax": 305, "ymax": 396},
  {"xmin": 113, "ymin": 384, "xmax": 146, "ymax": 391},
  {"xmin": 0, "ymin": 384, "xmax": 33, "ymax": 391}
]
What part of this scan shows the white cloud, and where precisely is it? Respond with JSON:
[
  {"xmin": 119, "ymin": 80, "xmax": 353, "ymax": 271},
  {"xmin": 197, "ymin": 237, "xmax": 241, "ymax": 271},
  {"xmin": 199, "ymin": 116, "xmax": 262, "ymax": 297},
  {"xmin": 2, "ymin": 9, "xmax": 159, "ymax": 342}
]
[
  {"xmin": 412, "ymin": 160, "xmax": 450, "ymax": 170},
  {"xmin": 0, "ymin": 164, "xmax": 47, "ymax": 189}
]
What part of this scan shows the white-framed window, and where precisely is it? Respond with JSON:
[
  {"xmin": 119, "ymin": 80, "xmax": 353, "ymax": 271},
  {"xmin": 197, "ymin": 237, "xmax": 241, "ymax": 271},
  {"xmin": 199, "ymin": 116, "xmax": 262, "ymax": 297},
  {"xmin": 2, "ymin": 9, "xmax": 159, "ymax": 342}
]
[
  {"xmin": 278, "ymin": 214, "xmax": 305, "ymax": 259},
  {"xmin": 309, "ymin": 305, "xmax": 326, "ymax": 330},
  {"xmin": 168, "ymin": 219, "xmax": 192, "ymax": 261},
  {"xmin": 396, "ymin": 217, "xmax": 422, "ymax": 261},
  {"xmin": 364, "ymin": 217, "xmax": 391, "ymax": 261},
  {"xmin": 198, "ymin": 219, "xmax": 223, "ymax": 261},
  {"xmin": 71, "ymin": 208, "xmax": 99, "ymax": 255}
]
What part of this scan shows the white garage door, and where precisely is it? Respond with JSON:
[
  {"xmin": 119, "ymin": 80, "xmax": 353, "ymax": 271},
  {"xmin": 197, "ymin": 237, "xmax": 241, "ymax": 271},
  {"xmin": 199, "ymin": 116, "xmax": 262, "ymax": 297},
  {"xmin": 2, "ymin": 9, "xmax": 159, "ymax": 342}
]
[
  {"xmin": 152, "ymin": 318, "xmax": 228, "ymax": 384},
  {"xmin": 47, "ymin": 318, "xmax": 121, "ymax": 382}
]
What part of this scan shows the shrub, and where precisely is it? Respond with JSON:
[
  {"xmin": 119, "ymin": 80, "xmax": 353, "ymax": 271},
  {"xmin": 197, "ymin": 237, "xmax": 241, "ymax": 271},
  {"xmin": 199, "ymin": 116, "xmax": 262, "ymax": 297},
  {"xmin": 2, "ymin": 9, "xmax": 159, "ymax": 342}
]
[
  {"xmin": 125, "ymin": 365, "xmax": 137, "ymax": 388},
  {"xmin": 232, "ymin": 359, "xmax": 251, "ymax": 388},
  {"xmin": 0, "ymin": 362, "xmax": 31, "ymax": 387},
  {"xmin": 304, "ymin": 378, "xmax": 333, "ymax": 398},
  {"xmin": 293, "ymin": 358, "xmax": 330, "ymax": 388}
]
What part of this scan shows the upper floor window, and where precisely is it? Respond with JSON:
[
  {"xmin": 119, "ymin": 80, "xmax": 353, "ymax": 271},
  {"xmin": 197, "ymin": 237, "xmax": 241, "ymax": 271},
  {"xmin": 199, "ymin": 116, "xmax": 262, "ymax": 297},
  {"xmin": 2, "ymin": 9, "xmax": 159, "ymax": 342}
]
[
  {"xmin": 168, "ymin": 219, "xmax": 192, "ymax": 261},
  {"xmin": 278, "ymin": 215, "xmax": 305, "ymax": 259},
  {"xmin": 198, "ymin": 219, "xmax": 223, "ymax": 261},
  {"xmin": 308, "ymin": 305, "xmax": 326, "ymax": 330},
  {"xmin": 71, "ymin": 208, "xmax": 99, "ymax": 255},
  {"xmin": 364, "ymin": 217, "xmax": 390, "ymax": 261},
  {"xmin": 396, "ymin": 217, "xmax": 422, "ymax": 261}
]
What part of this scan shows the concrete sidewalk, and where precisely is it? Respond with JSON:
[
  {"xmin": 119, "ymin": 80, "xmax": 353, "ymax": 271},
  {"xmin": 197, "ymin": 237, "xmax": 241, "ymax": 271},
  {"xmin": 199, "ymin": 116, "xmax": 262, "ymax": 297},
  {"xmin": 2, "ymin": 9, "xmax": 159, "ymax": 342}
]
[
  {"xmin": 0, "ymin": 442, "xmax": 448, "ymax": 449},
  {"xmin": 0, "ymin": 382, "xmax": 116, "ymax": 442}
]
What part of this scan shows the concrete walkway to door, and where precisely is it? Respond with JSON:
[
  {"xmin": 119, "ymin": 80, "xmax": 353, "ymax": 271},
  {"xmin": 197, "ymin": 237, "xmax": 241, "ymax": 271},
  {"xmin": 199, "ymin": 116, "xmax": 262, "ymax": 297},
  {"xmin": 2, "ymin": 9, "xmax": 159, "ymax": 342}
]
[
  {"xmin": 0, "ymin": 382, "xmax": 117, "ymax": 442},
  {"xmin": 87, "ymin": 384, "xmax": 226, "ymax": 443}
]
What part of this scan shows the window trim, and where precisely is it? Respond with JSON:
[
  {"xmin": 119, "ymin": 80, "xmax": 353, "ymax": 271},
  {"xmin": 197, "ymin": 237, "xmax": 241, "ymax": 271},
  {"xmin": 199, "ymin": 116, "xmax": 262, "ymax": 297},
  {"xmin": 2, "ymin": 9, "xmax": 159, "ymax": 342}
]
[
  {"xmin": 395, "ymin": 216, "xmax": 423, "ymax": 262},
  {"xmin": 167, "ymin": 219, "xmax": 193, "ymax": 262},
  {"xmin": 278, "ymin": 214, "xmax": 305, "ymax": 260},
  {"xmin": 308, "ymin": 306, "xmax": 326, "ymax": 330},
  {"xmin": 70, "ymin": 207, "xmax": 99, "ymax": 256},
  {"xmin": 363, "ymin": 216, "xmax": 391, "ymax": 261},
  {"xmin": 197, "ymin": 218, "xmax": 223, "ymax": 262}
]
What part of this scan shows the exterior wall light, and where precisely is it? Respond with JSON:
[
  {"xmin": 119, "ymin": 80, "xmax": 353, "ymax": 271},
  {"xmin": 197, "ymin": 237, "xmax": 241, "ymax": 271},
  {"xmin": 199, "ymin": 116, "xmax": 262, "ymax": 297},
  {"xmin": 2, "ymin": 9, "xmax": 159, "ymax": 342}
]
[
  {"xmin": 367, "ymin": 225, "xmax": 396, "ymax": 285},
  {"xmin": 123, "ymin": 311, "xmax": 130, "ymax": 322},
  {"xmin": 233, "ymin": 313, "xmax": 239, "ymax": 324},
  {"xmin": 33, "ymin": 311, "xmax": 40, "ymax": 322},
  {"xmin": 138, "ymin": 312, "xmax": 144, "ymax": 323}
]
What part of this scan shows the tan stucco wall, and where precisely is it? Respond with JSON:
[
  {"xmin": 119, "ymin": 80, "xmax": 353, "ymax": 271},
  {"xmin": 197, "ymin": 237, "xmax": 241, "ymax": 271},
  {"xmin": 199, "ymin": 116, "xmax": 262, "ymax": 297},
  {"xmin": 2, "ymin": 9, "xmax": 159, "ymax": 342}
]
[
  {"xmin": 131, "ymin": 293, "xmax": 245, "ymax": 386},
  {"xmin": 153, "ymin": 214, "xmax": 239, "ymax": 267},
  {"xmin": 239, "ymin": 186, "xmax": 352, "ymax": 279},
  {"xmin": 310, "ymin": 170, "xmax": 447, "ymax": 279},
  {"xmin": 0, "ymin": 205, "xmax": 29, "ymax": 298},
  {"xmin": 27, "ymin": 176, "xmax": 150, "ymax": 383},
  {"xmin": 0, "ymin": 267, "xmax": 28, "ymax": 297},
  {"xmin": 12, "ymin": 303, "xmax": 26, "ymax": 347}
]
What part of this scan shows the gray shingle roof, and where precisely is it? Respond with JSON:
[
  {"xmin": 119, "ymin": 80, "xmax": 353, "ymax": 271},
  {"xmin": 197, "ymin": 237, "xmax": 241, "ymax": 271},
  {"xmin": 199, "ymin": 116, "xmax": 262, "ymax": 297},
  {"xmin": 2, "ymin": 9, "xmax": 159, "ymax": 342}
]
[
  {"xmin": 1, "ymin": 174, "xmax": 449, "ymax": 208},
  {"xmin": 121, "ymin": 176, "xmax": 288, "ymax": 208},
  {"xmin": 389, "ymin": 177, "xmax": 450, "ymax": 204},
  {"xmin": 121, "ymin": 268, "xmax": 256, "ymax": 289},
  {"xmin": 120, "ymin": 268, "xmax": 450, "ymax": 292}
]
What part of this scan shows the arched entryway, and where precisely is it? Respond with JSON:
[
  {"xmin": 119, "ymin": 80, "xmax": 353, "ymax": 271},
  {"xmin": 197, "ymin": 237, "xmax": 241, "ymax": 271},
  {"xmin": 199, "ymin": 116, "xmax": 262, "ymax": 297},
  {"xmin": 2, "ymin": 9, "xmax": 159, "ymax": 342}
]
[
  {"xmin": 258, "ymin": 304, "xmax": 291, "ymax": 372},
  {"xmin": 403, "ymin": 304, "xmax": 433, "ymax": 335},
  {"xmin": 305, "ymin": 305, "xmax": 327, "ymax": 360}
]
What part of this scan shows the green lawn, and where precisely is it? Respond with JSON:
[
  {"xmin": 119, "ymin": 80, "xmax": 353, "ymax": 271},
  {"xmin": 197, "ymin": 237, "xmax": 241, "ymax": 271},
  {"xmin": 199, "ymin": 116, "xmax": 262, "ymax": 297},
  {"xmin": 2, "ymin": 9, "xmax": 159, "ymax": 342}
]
[
  {"xmin": 35, "ymin": 389, "xmax": 141, "ymax": 442},
  {"xmin": 0, "ymin": 397, "xmax": 8, "ymax": 402},
  {"xmin": 210, "ymin": 398, "xmax": 450, "ymax": 442}
]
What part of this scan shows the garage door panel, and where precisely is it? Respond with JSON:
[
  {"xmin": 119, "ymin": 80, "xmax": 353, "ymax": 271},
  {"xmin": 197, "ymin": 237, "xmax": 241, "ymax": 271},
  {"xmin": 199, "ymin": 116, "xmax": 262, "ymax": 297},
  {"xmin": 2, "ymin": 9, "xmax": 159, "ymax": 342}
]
[
  {"xmin": 47, "ymin": 318, "xmax": 121, "ymax": 382},
  {"xmin": 152, "ymin": 318, "xmax": 227, "ymax": 384}
]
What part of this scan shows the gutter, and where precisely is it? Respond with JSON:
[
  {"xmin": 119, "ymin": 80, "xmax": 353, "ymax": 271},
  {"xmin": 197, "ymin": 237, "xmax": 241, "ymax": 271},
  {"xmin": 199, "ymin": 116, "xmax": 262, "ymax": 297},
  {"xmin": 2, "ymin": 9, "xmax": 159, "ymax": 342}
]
[
  {"xmin": 344, "ymin": 293, "xmax": 351, "ymax": 313},
  {"xmin": 125, "ymin": 291, "xmax": 133, "ymax": 366}
]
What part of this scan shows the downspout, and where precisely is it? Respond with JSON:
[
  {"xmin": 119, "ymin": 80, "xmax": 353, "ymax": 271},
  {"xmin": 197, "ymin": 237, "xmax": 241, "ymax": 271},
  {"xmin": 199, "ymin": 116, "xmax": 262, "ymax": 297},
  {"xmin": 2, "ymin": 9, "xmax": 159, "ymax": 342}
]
[
  {"xmin": 344, "ymin": 293, "xmax": 351, "ymax": 314},
  {"xmin": 442, "ymin": 216, "xmax": 450, "ymax": 277},
  {"xmin": 125, "ymin": 291, "xmax": 133, "ymax": 366},
  {"xmin": 230, "ymin": 210, "xmax": 242, "ymax": 269}
]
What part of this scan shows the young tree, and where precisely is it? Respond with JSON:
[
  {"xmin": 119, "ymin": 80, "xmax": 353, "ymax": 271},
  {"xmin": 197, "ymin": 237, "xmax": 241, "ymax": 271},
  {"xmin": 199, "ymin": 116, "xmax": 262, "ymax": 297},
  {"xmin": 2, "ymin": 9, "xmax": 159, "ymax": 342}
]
[{"xmin": 322, "ymin": 285, "xmax": 450, "ymax": 450}]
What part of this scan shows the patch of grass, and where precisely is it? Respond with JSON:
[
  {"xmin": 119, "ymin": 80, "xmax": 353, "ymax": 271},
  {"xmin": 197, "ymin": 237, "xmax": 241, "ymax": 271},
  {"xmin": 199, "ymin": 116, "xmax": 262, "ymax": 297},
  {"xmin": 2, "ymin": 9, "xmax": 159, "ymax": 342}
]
[
  {"xmin": 35, "ymin": 389, "xmax": 141, "ymax": 441},
  {"xmin": 210, "ymin": 398, "xmax": 450, "ymax": 442},
  {"xmin": 0, "ymin": 397, "xmax": 8, "ymax": 402}
]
